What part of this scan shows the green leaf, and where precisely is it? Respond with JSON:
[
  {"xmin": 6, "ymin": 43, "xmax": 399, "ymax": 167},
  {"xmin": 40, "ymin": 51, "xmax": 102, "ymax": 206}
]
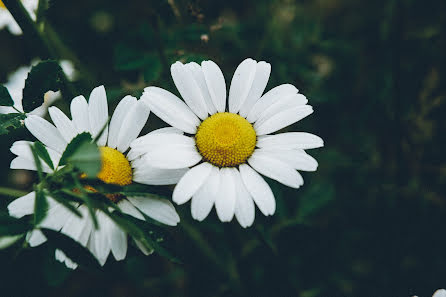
[
  {"xmin": 0, "ymin": 214, "xmax": 32, "ymax": 236},
  {"xmin": 143, "ymin": 55, "xmax": 162, "ymax": 82},
  {"xmin": 0, "ymin": 234, "xmax": 23, "ymax": 249},
  {"xmin": 0, "ymin": 85, "xmax": 14, "ymax": 106},
  {"xmin": 0, "ymin": 113, "xmax": 26, "ymax": 135},
  {"xmin": 34, "ymin": 187, "xmax": 48, "ymax": 225},
  {"xmin": 41, "ymin": 228, "xmax": 101, "ymax": 270},
  {"xmin": 22, "ymin": 60, "xmax": 64, "ymax": 112},
  {"xmin": 59, "ymin": 132, "xmax": 101, "ymax": 177},
  {"xmin": 48, "ymin": 191, "xmax": 83, "ymax": 218},
  {"xmin": 33, "ymin": 141, "xmax": 54, "ymax": 170},
  {"xmin": 30, "ymin": 143, "xmax": 44, "ymax": 181}
]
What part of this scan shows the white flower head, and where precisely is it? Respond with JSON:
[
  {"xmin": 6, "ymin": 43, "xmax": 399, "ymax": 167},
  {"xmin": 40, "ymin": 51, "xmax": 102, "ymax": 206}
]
[
  {"xmin": 0, "ymin": 0, "xmax": 38, "ymax": 35},
  {"xmin": 433, "ymin": 289, "xmax": 446, "ymax": 297},
  {"xmin": 136, "ymin": 58, "xmax": 324, "ymax": 228},
  {"xmin": 7, "ymin": 85, "xmax": 182, "ymax": 269},
  {"xmin": 0, "ymin": 59, "xmax": 77, "ymax": 116}
]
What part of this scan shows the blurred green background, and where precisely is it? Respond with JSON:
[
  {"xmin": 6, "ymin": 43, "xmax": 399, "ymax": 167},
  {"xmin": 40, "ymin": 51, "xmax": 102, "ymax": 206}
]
[{"xmin": 1, "ymin": 0, "xmax": 446, "ymax": 296}]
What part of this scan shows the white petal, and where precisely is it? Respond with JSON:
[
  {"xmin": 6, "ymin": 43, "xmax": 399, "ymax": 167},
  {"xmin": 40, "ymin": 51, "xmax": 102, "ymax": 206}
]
[
  {"xmin": 108, "ymin": 221, "xmax": 127, "ymax": 261},
  {"xmin": 239, "ymin": 61, "xmax": 271, "ymax": 117},
  {"xmin": 172, "ymin": 163, "xmax": 213, "ymax": 204},
  {"xmin": 202, "ymin": 60, "xmax": 226, "ymax": 112},
  {"xmin": 191, "ymin": 166, "xmax": 220, "ymax": 221},
  {"xmin": 117, "ymin": 99, "xmax": 150, "ymax": 152},
  {"xmin": 127, "ymin": 196, "xmax": 180, "ymax": 226},
  {"xmin": 10, "ymin": 156, "xmax": 52, "ymax": 173},
  {"xmin": 118, "ymin": 199, "xmax": 144, "ymax": 220},
  {"xmin": 24, "ymin": 115, "xmax": 67, "ymax": 153},
  {"xmin": 185, "ymin": 62, "xmax": 217, "ymax": 115},
  {"xmin": 27, "ymin": 230, "xmax": 47, "ymax": 247},
  {"xmin": 257, "ymin": 148, "xmax": 318, "ymax": 171},
  {"xmin": 107, "ymin": 95, "xmax": 137, "ymax": 149},
  {"xmin": 93, "ymin": 211, "xmax": 112, "ymax": 265},
  {"xmin": 148, "ymin": 127, "xmax": 183, "ymax": 135},
  {"xmin": 60, "ymin": 206, "xmax": 91, "ymax": 245},
  {"xmin": 141, "ymin": 86, "xmax": 200, "ymax": 134},
  {"xmin": 228, "ymin": 58, "xmax": 257, "ymax": 113},
  {"xmin": 233, "ymin": 169, "xmax": 255, "ymax": 228},
  {"xmin": 88, "ymin": 85, "xmax": 109, "ymax": 146},
  {"xmin": 171, "ymin": 62, "xmax": 208, "ymax": 119},
  {"xmin": 254, "ymin": 105, "xmax": 314, "ymax": 135},
  {"xmin": 131, "ymin": 132, "xmax": 193, "ymax": 150},
  {"xmin": 10, "ymin": 140, "xmax": 61, "ymax": 169},
  {"xmin": 40, "ymin": 202, "xmax": 73, "ymax": 231},
  {"xmin": 48, "ymin": 107, "xmax": 78, "ymax": 142},
  {"xmin": 55, "ymin": 249, "xmax": 78, "ymax": 270},
  {"xmin": 248, "ymin": 151, "xmax": 303, "ymax": 188},
  {"xmin": 433, "ymin": 290, "xmax": 446, "ymax": 297},
  {"xmin": 134, "ymin": 239, "xmax": 154, "ymax": 256},
  {"xmin": 239, "ymin": 164, "xmax": 275, "ymax": 216},
  {"xmin": 7, "ymin": 192, "xmax": 35, "ymax": 218},
  {"xmin": 257, "ymin": 132, "xmax": 324, "ymax": 150},
  {"xmin": 215, "ymin": 167, "xmax": 236, "ymax": 222},
  {"xmin": 144, "ymin": 146, "xmax": 202, "ymax": 169},
  {"xmin": 133, "ymin": 164, "xmax": 187, "ymax": 185},
  {"xmin": 70, "ymin": 95, "xmax": 90, "ymax": 133},
  {"xmin": 247, "ymin": 84, "xmax": 299, "ymax": 123}
]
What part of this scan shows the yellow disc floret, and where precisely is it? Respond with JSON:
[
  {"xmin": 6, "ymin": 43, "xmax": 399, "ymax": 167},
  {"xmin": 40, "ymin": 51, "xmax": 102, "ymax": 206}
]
[
  {"xmin": 195, "ymin": 112, "xmax": 256, "ymax": 167},
  {"xmin": 0, "ymin": 1, "xmax": 5, "ymax": 9},
  {"xmin": 97, "ymin": 146, "xmax": 132, "ymax": 186}
]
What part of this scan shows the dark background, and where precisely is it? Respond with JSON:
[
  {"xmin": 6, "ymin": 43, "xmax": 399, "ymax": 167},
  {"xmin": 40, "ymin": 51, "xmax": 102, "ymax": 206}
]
[{"xmin": 1, "ymin": 0, "xmax": 446, "ymax": 296}]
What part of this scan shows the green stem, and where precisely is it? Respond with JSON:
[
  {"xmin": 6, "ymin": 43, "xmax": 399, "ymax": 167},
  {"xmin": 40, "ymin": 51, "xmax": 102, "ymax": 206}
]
[{"xmin": 0, "ymin": 187, "xmax": 27, "ymax": 198}]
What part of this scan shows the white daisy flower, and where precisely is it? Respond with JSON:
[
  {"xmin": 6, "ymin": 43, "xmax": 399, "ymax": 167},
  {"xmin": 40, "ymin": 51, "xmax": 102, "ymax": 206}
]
[
  {"xmin": 136, "ymin": 58, "xmax": 324, "ymax": 228},
  {"xmin": 0, "ymin": 60, "xmax": 77, "ymax": 116},
  {"xmin": 7, "ymin": 85, "xmax": 183, "ymax": 269},
  {"xmin": 0, "ymin": 0, "xmax": 37, "ymax": 35},
  {"xmin": 433, "ymin": 290, "xmax": 446, "ymax": 297}
]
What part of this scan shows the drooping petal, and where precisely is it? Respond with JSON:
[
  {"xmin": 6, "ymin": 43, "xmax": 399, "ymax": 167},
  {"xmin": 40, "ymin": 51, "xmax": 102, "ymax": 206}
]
[
  {"xmin": 254, "ymin": 105, "xmax": 314, "ymax": 135},
  {"xmin": 228, "ymin": 58, "xmax": 257, "ymax": 114},
  {"xmin": 214, "ymin": 167, "xmax": 237, "ymax": 222},
  {"xmin": 93, "ymin": 211, "xmax": 112, "ymax": 266},
  {"xmin": 202, "ymin": 60, "xmax": 226, "ymax": 112},
  {"xmin": 24, "ymin": 115, "xmax": 67, "ymax": 153},
  {"xmin": 191, "ymin": 165, "xmax": 220, "ymax": 221},
  {"xmin": 10, "ymin": 157, "xmax": 53, "ymax": 173},
  {"xmin": 239, "ymin": 61, "xmax": 271, "ymax": 117},
  {"xmin": 48, "ymin": 107, "xmax": 77, "ymax": 143},
  {"xmin": 88, "ymin": 85, "xmax": 108, "ymax": 146},
  {"xmin": 108, "ymin": 221, "xmax": 127, "ymax": 261},
  {"xmin": 27, "ymin": 230, "xmax": 47, "ymax": 247},
  {"xmin": 70, "ymin": 95, "xmax": 90, "ymax": 134},
  {"xmin": 233, "ymin": 169, "xmax": 255, "ymax": 228},
  {"xmin": 256, "ymin": 132, "xmax": 324, "ymax": 150},
  {"xmin": 141, "ymin": 86, "xmax": 200, "ymax": 134},
  {"xmin": 107, "ymin": 95, "xmax": 137, "ymax": 149},
  {"xmin": 172, "ymin": 162, "xmax": 213, "ymax": 205},
  {"xmin": 171, "ymin": 61, "xmax": 208, "ymax": 119},
  {"xmin": 248, "ymin": 151, "xmax": 303, "ymax": 188},
  {"xmin": 127, "ymin": 196, "xmax": 180, "ymax": 226},
  {"xmin": 239, "ymin": 164, "xmax": 275, "ymax": 216}
]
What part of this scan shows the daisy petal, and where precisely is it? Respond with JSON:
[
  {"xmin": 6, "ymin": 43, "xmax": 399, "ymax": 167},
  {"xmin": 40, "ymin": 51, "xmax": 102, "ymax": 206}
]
[
  {"xmin": 191, "ymin": 166, "xmax": 220, "ymax": 221},
  {"xmin": 215, "ymin": 167, "xmax": 236, "ymax": 222},
  {"xmin": 171, "ymin": 62, "xmax": 208, "ymax": 119},
  {"xmin": 8, "ymin": 192, "xmax": 35, "ymax": 218},
  {"xmin": 173, "ymin": 162, "xmax": 213, "ymax": 205},
  {"xmin": 229, "ymin": 58, "xmax": 257, "ymax": 113},
  {"xmin": 118, "ymin": 199, "xmax": 144, "ymax": 220},
  {"xmin": 117, "ymin": 100, "xmax": 150, "ymax": 152},
  {"xmin": 185, "ymin": 62, "xmax": 217, "ymax": 115},
  {"xmin": 48, "ymin": 107, "xmax": 77, "ymax": 142},
  {"xmin": 257, "ymin": 132, "xmax": 324, "ymax": 150},
  {"xmin": 239, "ymin": 164, "xmax": 275, "ymax": 216},
  {"xmin": 10, "ymin": 156, "xmax": 51, "ymax": 173},
  {"xmin": 70, "ymin": 95, "xmax": 90, "ymax": 134},
  {"xmin": 134, "ymin": 239, "xmax": 154, "ymax": 256},
  {"xmin": 55, "ymin": 249, "xmax": 78, "ymax": 269},
  {"xmin": 88, "ymin": 85, "xmax": 108, "ymax": 146},
  {"xmin": 254, "ymin": 105, "xmax": 314, "ymax": 135},
  {"xmin": 248, "ymin": 151, "xmax": 303, "ymax": 188},
  {"xmin": 108, "ymin": 95, "xmax": 137, "ymax": 149},
  {"xmin": 127, "ymin": 196, "xmax": 180, "ymax": 226},
  {"xmin": 133, "ymin": 165, "xmax": 187, "ymax": 185},
  {"xmin": 433, "ymin": 290, "xmax": 446, "ymax": 297},
  {"xmin": 202, "ymin": 60, "xmax": 226, "ymax": 112},
  {"xmin": 247, "ymin": 84, "xmax": 298, "ymax": 123},
  {"xmin": 24, "ymin": 115, "xmax": 67, "ymax": 153},
  {"xmin": 257, "ymin": 149, "xmax": 318, "ymax": 171},
  {"xmin": 141, "ymin": 86, "xmax": 200, "ymax": 134},
  {"xmin": 28, "ymin": 230, "xmax": 47, "ymax": 247},
  {"xmin": 239, "ymin": 61, "xmax": 271, "ymax": 117},
  {"xmin": 94, "ymin": 211, "xmax": 112, "ymax": 265},
  {"xmin": 145, "ymin": 146, "xmax": 202, "ymax": 169},
  {"xmin": 233, "ymin": 169, "xmax": 255, "ymax": 228},
  {"xmin": 108, "ymin": 221, "xmax": 127, "ymax": 261}
]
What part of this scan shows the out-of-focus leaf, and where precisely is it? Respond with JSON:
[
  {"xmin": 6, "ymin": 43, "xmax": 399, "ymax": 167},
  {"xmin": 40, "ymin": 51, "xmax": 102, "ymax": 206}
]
[
  {"xmin": 0, "ymin": 113, "xmax": 26, "ymax": 135},
  {"xmin": 297, "ymin": 181, "xmax": 335, "ymax": 222},
  {"xmin": 33, "ymin": 188, "xmax": 48, "ymax": 226},
  {"xmin": 33, "ymin": 141, "xmax": 54, "ymax": 170},
  {"xmin": 0, "ymin": 214, "xmax": 32, "ymax": 236},
  {"xmin": 0, "ymin": 85, "xmax": 14, "ymax": 106},
  {"xmin": 0, "ymin": 234, "xmax": 23, "ymax": 249},
  {"xmin": 22, "ymin": 60, "xmax": 64, "ymax": 112},
  {"xmin": 30, "ymin": 143, "xmax": 44, "ymax": 181}
]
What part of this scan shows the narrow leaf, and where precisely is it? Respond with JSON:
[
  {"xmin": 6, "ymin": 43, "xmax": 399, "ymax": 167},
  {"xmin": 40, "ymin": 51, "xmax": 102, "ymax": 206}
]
[
  {"xmin": 33, "ymin": 141, "xmax": 54, "ymax": 170},
  {"xmin": 0, "ymin": 85, "xmax": 14, "ymax": 106},
  {"xmin": 34, "ymin": 187, "xmax": 49, "ymax": 225}
]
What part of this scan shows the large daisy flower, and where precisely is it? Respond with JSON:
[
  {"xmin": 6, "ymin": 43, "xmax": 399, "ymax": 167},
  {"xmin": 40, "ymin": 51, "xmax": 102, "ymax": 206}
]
[
  {"xmin": 0, "ymin": 60, "xmax": 76, "ymax": 116},
  {"xmin": 136, "ymin": 58, "xmax": 324, "ymax": 228},
  {"xmin": 0, "ymin": 0, "xmax": 37, "ymax": 35},
  {"xmin": 7, "ymin": 85, "xmax": 183, "ymax": 268}
]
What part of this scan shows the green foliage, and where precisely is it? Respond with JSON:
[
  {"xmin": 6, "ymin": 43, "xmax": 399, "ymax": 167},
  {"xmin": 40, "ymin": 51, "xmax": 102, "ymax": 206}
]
[
  {"xmin": 33, "ymin": 188, "xmax": 48, "ymax": 226},
  {"xmin": 33, "ymin": 141, "xmax": 54, "ymax": 170},
  {"xmin": 22, "ymin": 60, "xmax": 64, "ymax": 112},
  {"xmin": 0, "ymin": 85, "xmax": 14, "ymax": 107},
  {"xmin": 0, "ymin": 113, "xmax": 26, "ymax": 135}
]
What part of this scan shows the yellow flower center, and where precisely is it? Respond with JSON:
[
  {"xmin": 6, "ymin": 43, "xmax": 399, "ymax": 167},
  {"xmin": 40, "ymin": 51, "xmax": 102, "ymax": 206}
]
[
  {"xmin": 97, "ymin": 146, "xmax": 132, "ymax": 186},
  {"xmin": 0, "ymin": 1, "xmax": 5, "ymax": 9},
  {"xmin": 195, "ymin": 112, "xmax": 256, "ymax": 167}
]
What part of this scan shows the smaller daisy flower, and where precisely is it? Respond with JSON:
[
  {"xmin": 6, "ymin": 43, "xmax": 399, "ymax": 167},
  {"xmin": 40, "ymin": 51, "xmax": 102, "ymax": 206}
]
[
  {"xmin": 433, "ymin": 290, "xmax": 446, "ymax": 297},
  {"xmin": 7, "ymin": 85, "xmax": 182, "ymax": 268},
  {"xmin": 136, "ymin": 58, "xmax": 323, "ymax": 228},
  {"xmin": 0, "ymin": 0, "xmax": 38, "ymax": 35},
  {"xmin": 0, "ymin": 60, "xmax": 76, "ymax": 116}
]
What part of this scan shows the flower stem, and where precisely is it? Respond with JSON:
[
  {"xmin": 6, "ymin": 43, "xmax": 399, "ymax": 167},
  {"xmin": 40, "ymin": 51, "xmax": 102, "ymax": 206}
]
[{"xmin": 0, "ymin": 186, "xmax": 27, "ymax": 198}]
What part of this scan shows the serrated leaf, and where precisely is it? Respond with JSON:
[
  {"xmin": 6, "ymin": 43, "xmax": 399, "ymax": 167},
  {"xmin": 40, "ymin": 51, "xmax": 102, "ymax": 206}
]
[
  {"xmin": 33, "ymin": 141, "xmax": 54, "ymax": 170},
  {"xmin": 0, "ymin": 214, "xmax": 32, "ymax": 236},
  {"xmin": 0, "ymin": 85, "xmax": 14, "ymax": 106},
  {"xmin": 0, "ymin": 234, "xmax": 23, "ymax": 249},
  {"xmin": 22, "ymin": 60, "xmax": 64, "ymax": 112},
  {"xmin": 34, "ymin": 188, "xmax": 48, "ymax": 225},
  {"xmin": 59, "ymin": 132, "xmax": 101, "ymax": 177},
  {"xmin": 0, "ymin": 113, "xmax": 26, "ymax": 135}
]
